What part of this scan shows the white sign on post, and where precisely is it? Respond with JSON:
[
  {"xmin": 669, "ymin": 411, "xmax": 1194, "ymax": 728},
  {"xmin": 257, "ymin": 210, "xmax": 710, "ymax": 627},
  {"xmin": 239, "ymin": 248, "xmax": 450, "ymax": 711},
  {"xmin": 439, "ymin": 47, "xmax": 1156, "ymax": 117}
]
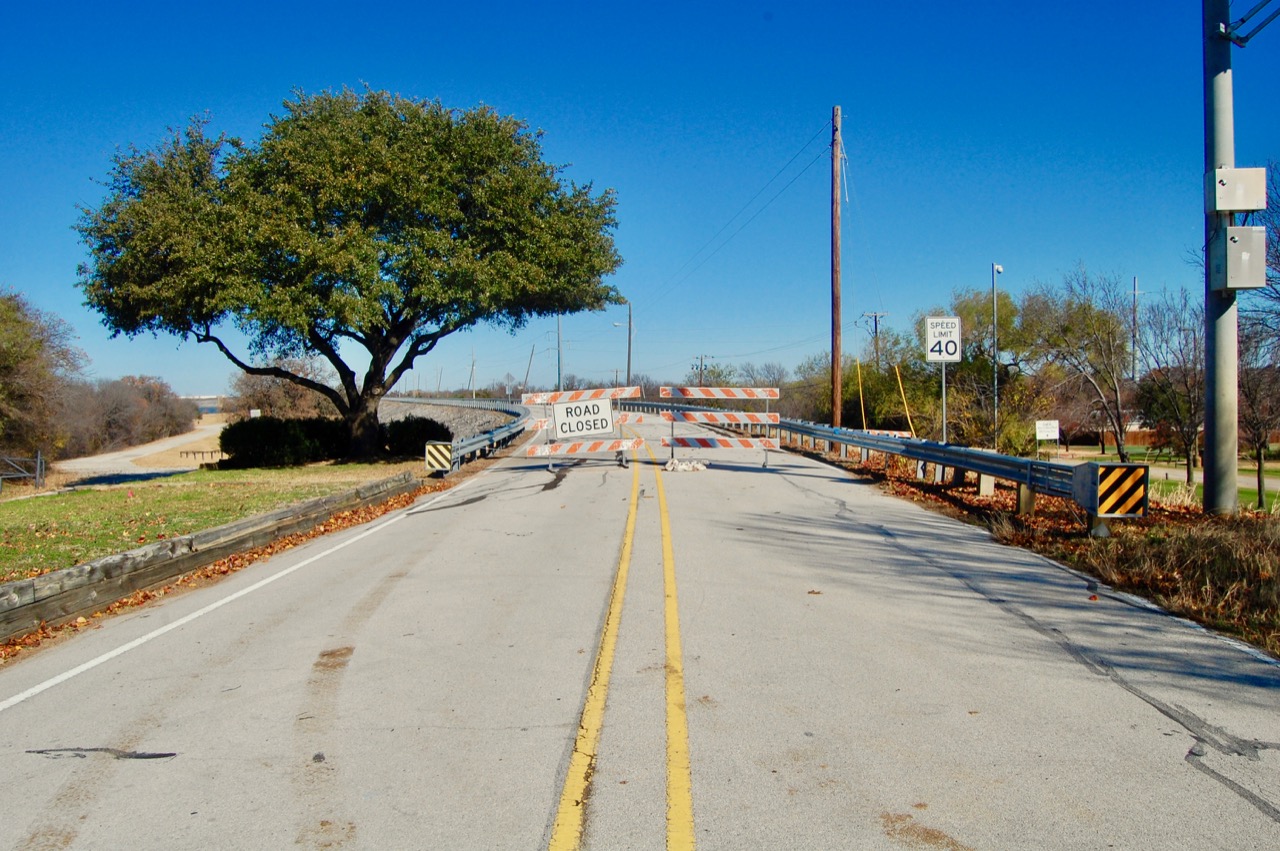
[
  {"xmin": 552, "ymin": 399, "xmax": 616, "ymax": 440},
  {"xmin": 1035, "ymin": 420, "xmax": 1060, "ymax": 441},
  {"xmin": 926, "ymin": 316, "xmax": 962, "ymax": 362}
]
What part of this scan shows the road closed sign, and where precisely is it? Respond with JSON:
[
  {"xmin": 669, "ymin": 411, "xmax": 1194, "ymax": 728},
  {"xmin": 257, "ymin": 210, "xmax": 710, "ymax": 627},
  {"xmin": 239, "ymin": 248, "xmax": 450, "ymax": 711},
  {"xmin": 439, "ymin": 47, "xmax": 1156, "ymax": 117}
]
[
  {"xmin": 926, "ymin": 316, "xmax": 962, "ymax": 363},
  {"xmin": 552, "ymin": 399, "xmax": 616, "ymax": 440}
]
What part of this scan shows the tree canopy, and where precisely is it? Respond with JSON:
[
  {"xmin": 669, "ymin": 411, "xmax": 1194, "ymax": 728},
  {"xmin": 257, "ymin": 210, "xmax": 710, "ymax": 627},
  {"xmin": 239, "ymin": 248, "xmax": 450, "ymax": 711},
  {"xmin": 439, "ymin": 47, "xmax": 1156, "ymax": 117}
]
[
  {"xmin": 77, "ymin": 88, "xmax": 623, "ymax": 456},
  {"xmin": 0, "ymin": 291, "xmax": 83, "ymax": 455}
]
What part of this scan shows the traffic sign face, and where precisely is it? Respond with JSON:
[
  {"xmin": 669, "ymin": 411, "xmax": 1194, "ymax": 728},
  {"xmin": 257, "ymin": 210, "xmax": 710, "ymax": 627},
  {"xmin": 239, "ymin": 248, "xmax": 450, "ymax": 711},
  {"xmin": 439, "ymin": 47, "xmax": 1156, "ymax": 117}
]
[
  {"xmin": 926, "ymin": 316, "xmax": 962, "ymax": 363},
  {"xmin": 552, "ymin": 399, "xmax": 616, "ymax": 440}
]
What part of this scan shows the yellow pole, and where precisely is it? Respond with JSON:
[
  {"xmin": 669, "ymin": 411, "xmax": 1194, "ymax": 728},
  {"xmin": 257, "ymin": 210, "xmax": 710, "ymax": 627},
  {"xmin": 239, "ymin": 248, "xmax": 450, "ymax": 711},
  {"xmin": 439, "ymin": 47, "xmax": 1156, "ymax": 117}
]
[
  {"xmin": 856, "ymin": 358, "xmax": 867, "ymax": 430},
  {"xmin": 894, "ymin": 364, "xmax": 915, "ymax": 438}
]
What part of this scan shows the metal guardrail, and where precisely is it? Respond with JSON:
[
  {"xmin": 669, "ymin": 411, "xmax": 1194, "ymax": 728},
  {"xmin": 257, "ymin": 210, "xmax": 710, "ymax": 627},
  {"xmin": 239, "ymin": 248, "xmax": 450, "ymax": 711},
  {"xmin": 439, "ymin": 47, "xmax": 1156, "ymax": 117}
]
[
  {"xmin": 0, "ymin": 452, "xmax": 45, "ymax": 492},
  {"xmin": 621, "ymin": 399, "xmax": 1076, "ymax": 499},
  {"xmin": 387, "ymin": 397, "xmax": 531, "ymax": 471},
  {"xmin": 779, "ymin": 420, "xmax": 1076, "ymax": 499}
]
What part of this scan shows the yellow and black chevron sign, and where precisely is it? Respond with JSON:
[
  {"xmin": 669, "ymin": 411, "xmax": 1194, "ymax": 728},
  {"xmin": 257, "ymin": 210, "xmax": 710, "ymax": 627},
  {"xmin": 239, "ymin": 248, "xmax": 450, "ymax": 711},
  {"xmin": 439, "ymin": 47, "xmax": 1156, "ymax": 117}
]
[
  {"xmin": 1096, "ymin": 464, "xmax": 1148, "ymax": 517},
  {"xmin": 425, "ymin": 442, "xmax": 453, "ymax": 472}
]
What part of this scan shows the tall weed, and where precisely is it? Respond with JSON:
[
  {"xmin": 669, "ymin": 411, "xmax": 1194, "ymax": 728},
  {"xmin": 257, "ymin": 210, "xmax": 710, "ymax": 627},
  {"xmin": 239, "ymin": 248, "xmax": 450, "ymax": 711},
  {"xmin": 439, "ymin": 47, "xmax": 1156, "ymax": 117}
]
[{"xmin": 1082, "ymin": 516, "xmax": 1280, "ymax": 654}]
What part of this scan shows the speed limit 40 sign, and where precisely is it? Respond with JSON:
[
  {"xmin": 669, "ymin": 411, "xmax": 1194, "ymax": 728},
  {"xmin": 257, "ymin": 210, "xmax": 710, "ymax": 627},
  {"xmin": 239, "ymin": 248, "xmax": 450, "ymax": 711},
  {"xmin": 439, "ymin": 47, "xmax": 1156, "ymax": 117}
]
[{"xmin": 926, "ymin": 316, "xmax": 962, "ymax": 363}]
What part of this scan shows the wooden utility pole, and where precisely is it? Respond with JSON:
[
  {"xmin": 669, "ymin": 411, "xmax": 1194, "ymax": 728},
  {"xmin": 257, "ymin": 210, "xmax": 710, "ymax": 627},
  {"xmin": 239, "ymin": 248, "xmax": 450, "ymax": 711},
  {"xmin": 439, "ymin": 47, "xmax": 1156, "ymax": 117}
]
[
  {"xmin": 863, "ymin": 312, "xmax": 888, "ymax": 370},
  {"xmin": 831, "ymin": 106, "xmax": 843, "ymax": 428}
]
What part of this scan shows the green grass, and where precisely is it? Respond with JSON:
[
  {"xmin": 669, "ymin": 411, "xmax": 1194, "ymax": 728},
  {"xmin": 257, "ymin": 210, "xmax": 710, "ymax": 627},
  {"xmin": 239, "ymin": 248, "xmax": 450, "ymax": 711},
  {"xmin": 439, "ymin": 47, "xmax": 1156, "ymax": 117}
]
[
  {"xmin": 1079, "ymin": 447, "xmax": 1280, "ymax": 477},
  {"xmin": 1148, "ymin": 478, "xmax": 1280, "ymax": 512},
  {"xmin": 0, "ymin": 464, "xmax": 418, "ymax": 583}
]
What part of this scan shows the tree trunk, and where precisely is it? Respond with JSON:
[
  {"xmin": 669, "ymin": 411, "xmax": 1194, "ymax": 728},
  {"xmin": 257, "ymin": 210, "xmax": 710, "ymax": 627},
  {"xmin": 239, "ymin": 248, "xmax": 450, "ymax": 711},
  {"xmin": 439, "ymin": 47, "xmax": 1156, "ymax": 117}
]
[
  {"xmin": 1185, "ymin": 450, "xmax": 1195, "ymax": 485},
  {"xmin": 347, "ymin": 394, "xmax": 384, "ymax": 459},
  {"xmin": 1258, "ymin": 446, "xmax": 1267, "ymax": 511},
  {"xmin": 1113, "ymin": 429, "xmax": 1129, "ymax": 463}
]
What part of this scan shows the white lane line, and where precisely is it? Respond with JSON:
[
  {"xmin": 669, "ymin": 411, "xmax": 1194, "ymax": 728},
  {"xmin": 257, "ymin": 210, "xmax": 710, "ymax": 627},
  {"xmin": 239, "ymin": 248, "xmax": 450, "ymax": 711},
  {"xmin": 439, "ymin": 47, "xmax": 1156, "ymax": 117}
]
[{"xmin": 0, "ymin": 479, "xmax": 477, "ymax": 715}]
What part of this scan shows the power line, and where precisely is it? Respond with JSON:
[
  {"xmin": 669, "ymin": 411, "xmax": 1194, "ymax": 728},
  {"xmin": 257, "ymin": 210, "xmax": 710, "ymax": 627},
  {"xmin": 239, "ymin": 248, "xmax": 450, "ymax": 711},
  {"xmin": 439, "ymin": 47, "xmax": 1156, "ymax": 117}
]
[
  {"xmin": 640, "ymin": 122, "xmax": 833, "ymax": 310},
  {"xmin": 665, "ymin": 121, "xmax": 832, "ymax": 283}
]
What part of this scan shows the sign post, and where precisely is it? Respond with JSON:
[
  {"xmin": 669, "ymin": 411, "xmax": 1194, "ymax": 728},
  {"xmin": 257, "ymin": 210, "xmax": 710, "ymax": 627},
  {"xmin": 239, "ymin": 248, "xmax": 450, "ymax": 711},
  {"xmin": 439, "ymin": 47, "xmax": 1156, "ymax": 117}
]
[
  {"xmin": 925, "ymin": 316, "xmax": 962, "ymax": 443},
  {"xmin": 1035, "ymin": 419, "xmax": 1060, "ymax": 459}
]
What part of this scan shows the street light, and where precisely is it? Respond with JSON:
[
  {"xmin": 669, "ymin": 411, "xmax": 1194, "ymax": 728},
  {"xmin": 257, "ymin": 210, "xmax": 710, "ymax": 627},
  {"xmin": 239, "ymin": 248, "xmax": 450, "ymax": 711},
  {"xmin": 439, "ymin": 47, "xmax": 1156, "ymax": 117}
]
[
  {"xmin": 992, "ymin": 262, "xmax": 1003, "ymax": 450},
  {"xmin": 611, "ymin": 301, "xmax": 632, "ymax": 387}
]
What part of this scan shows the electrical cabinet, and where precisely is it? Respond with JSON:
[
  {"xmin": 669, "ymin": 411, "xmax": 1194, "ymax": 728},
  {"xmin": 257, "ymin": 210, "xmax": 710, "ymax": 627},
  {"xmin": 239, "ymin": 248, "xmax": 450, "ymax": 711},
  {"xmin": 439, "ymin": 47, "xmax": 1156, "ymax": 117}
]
[{"xmin": 1205, "ymin": 167, "xmax": 1267, "ymax": 213}]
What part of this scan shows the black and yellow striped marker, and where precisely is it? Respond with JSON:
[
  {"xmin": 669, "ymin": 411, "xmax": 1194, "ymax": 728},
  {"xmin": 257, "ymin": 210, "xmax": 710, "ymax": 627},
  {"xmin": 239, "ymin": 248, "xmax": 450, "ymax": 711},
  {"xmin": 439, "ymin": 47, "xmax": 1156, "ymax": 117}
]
[
  {"xmin": 424, "ymin": 441, "xmax": 453, "ymax": 473},
  {"xmin": 1094, "ymin": 464, "xmax": 1149, "ymax": 517}
]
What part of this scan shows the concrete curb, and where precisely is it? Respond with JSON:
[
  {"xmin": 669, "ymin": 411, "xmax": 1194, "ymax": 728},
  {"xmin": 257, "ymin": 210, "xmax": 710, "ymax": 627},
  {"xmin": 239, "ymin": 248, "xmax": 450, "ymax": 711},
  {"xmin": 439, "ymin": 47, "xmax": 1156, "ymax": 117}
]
[{"xmin": 0, "ymin": 471, "xmax": 423, "ymax": 644}]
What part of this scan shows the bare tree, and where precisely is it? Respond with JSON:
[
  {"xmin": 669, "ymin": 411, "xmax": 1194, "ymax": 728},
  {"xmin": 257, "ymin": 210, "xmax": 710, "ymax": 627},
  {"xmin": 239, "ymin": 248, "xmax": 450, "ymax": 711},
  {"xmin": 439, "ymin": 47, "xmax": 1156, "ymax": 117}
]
[
  {"xmin": 226, "ymin": 358, "xmax": 338, "ymax": 421},
  {"xmin": 1024, "ymin": 268, "xmax": 1136, "ymax": 461},
  {"xmin": 1239, "ymin": 320, "xmax": 1280, "ymax": 509},
  {"xmin": 1241, "ymin": 162, "xmax": 1280, "ymax": 331},
  {"xmin": 1135, "ymin": 286, "xmax": 1205, "ymax": 482},
  {"xmin": 738, "ymin": 361, "xmax": 789, "ymax": 388},
  {"xmin": 58, "ymin": 376, "xmax": 196, "ymax": 458}
]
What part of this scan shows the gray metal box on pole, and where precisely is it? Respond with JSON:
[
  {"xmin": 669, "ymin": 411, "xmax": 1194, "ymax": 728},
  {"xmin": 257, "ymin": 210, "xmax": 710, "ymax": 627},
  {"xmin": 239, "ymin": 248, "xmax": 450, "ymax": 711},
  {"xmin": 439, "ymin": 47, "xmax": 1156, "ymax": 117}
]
[
  {"xmin": 1205, "ymin": 167, "xmax": 1268, "ymax": 212},
  {"xmin": 1225, "ymin": 226, "xmax": 1268, "ymax": 289}
]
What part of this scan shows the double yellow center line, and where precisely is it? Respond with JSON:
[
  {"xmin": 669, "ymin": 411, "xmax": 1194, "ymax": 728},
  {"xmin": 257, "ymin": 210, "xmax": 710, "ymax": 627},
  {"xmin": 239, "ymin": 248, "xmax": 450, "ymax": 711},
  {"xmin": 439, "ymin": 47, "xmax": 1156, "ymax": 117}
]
[{"xmin": 548, "ymin": 447, "xmax": 696, "ymax": 850}]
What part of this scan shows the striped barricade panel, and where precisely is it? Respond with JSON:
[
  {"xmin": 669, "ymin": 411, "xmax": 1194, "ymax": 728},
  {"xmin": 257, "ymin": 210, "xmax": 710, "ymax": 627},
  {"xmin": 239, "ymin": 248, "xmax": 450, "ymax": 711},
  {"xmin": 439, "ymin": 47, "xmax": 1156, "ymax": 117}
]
[
  {"xmin": 661, "ymin": 437, "xmax": 780, "ymax": 450},
  {"xmin": 1097, "ymin": 465, "xmax": 1149, "ymax": 517},
  {"xmin": 660, "ymin": 411, "xmax": 780, "ymax": 425},
  {"xmin": 526, "ymin": 438, "xmax": 646, "ymax": 457},
  {"xmin": 659, "ymin": 386, "xmax": 780, "ymax": 400},
  {"xmin": 1072, "ymin": 462, "xmax": 1149, "ymax": 518},
  {"xmin": 522, "ymin": 386, "xmax": 641, "ymax": 405},
  {"xmin": 424, "ymin": 441, "xmax": 453, "ymax": 472}
]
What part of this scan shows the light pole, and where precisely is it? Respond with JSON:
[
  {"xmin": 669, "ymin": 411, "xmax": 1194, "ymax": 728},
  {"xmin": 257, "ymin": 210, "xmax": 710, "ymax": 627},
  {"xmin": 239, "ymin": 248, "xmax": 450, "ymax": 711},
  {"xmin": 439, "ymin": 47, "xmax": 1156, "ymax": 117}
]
[
  {"xmin": 612, "ymin": 301, "xmax": 632, "ymax": 387},
  {"xmin": 991, "ymin": 262, "xmax": 1003, "ymax": 449}
]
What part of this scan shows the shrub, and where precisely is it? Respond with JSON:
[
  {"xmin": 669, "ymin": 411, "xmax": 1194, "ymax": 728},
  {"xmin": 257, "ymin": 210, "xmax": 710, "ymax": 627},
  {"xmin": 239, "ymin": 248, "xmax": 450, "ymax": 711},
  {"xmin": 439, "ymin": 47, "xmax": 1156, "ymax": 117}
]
[
  {"xmin": 219, "ymin": 417, "xmax": 350, "ymax": 467},
  {"xmin": 219, "ymin": 415, "xmax": 451, "ymax": 466},
  {"xmin": 384, "ymin": 416, "xmax": 452, "ymax": 457}
]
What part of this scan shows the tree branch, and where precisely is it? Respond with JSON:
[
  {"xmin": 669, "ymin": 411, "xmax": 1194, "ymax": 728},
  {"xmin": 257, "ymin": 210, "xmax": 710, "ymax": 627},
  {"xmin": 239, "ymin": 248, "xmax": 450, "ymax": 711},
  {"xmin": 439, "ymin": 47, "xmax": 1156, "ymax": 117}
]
[{"xmin": 193, "ymin": 326, "xmax": 349, "ymax": 415}]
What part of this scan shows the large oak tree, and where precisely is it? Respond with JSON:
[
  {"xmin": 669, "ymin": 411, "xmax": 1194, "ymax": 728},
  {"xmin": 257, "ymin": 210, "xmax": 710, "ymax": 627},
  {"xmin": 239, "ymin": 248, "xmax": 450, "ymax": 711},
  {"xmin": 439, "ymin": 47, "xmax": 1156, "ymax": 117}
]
[{"xmin": 77, "ymin": 89, "xmax": 622, "ymax": 457}]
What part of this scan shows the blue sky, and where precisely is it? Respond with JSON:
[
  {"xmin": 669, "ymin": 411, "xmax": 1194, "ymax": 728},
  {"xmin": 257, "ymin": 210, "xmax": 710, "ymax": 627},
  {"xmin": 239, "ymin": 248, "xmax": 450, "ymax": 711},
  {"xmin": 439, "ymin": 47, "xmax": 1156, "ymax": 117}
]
[{"xmin": 2, "ymin": 2, "xmax": 1277, "ymax": 397}]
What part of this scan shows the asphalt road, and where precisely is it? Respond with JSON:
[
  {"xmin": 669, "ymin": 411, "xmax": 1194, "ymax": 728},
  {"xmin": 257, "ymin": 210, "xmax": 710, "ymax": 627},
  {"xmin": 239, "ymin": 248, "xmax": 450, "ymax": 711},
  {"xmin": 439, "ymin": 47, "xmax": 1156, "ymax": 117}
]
[{"xmin": 1, "ymin": 415, "xmax": 1277, "ymax": 849}]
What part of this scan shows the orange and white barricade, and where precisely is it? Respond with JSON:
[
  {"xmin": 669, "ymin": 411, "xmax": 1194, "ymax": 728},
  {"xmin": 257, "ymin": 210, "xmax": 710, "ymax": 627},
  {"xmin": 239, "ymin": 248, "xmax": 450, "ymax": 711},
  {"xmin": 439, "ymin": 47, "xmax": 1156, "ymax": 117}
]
[
  {"xmin": 659, "ymin": 386, "xmax": 779, "ymax": 400},
  {"xmin": 522, "ymin": 386, "xmax": 641, "ymax": 404},
  {"xmin": 661, "ymin": 437, "xmax": 779, "ymax": 450},
  {"xmin": 526, "ymin": 438, "xmax": 645, "ymax": 457},
  {"xmin": 659, "ymin": 386, "xmax": 781, "ymax": 467},
  {"xmin": 660, "ymin": 411, "xmax": 779, "ymax": 425}
]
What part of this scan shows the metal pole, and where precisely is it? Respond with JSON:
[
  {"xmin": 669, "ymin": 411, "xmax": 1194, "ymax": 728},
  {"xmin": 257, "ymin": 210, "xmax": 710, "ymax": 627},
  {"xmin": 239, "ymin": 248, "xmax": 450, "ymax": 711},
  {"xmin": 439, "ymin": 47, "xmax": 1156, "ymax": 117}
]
[
  {"xmin": 991, "ymin": 263, "xmax": 1002, "ymax": 449},
  {"xmin": 1204, "ymin": 0, "xmax": 1239, "ymax": 514},
  {"xmin": 1131, "ymin": 277, "xmax": 1139, "ymax": 380},
  {"xmin": 557, "ymin": 315, "xmax": 563, "ymax": 392},
  {"xmin": 941, "ymin": 363, "xmax": 948, "ymax": 444},
  {"xmin": 831, "ymin": 105, "xmax": 843, "ymax": 429},
  {"xmin": 626, "ymin": 301, "xmax": 632, "ymax": 387}
]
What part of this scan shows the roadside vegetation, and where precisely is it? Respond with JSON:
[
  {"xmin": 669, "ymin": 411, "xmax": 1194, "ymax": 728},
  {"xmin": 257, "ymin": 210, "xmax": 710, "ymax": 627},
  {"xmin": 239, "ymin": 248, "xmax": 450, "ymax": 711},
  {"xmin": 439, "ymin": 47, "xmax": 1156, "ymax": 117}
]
[
  {"xmin": 0, "ymin": 463, "xmax": 424, "ymax": 584},
  {"xmin": 0, "ymin": 291, "xmax": 197, "ymax": 462}
]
